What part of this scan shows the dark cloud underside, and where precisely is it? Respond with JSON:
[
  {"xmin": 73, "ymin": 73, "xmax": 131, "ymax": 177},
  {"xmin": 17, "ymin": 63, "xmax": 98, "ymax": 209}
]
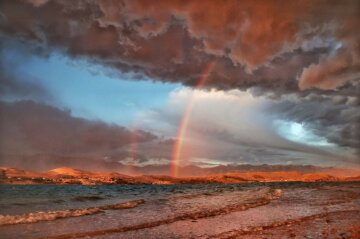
[
  {"xmin": 0, "ymin": 100, "xmax": 156, "ymax": 155},
  {"xmin": 0, "ymin": 0, "xmax": 359, "ymax": 93}
]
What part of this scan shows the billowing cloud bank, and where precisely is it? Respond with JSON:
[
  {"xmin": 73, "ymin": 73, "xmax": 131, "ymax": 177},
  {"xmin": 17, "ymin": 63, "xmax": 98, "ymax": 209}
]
[
  {"xmin": 136, "ymin": 88, "xmax": 357, "ymax": 165},
  {"xmin": 0, "ymin": 100, "xmax": 155, "ymax": 156},
  {"xmin": 1, "ymin": 0, "xmax": 359, "ymax": 92}
]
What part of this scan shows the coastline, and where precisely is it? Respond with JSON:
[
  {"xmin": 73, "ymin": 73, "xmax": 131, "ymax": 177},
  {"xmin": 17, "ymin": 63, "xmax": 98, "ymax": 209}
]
[{"xmin": 1, "ymin": 182, "xmax": 359, "ymax": 238}]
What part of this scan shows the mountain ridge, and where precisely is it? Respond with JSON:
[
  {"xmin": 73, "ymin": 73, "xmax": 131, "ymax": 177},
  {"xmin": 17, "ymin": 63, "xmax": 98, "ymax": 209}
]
[{"xmin": 1, "ymin": 166, "xmax": 359, "ymax": 185}]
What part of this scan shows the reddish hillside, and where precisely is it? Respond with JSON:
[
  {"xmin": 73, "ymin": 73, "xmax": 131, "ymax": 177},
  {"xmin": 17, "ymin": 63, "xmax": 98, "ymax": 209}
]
[
  {"xmin": 1, "ymin": 166, "xmax": 359, "ymax": 185},
  {"xmin": 0, "ymin": 167, "xmax": 46, "ymax": 178}
]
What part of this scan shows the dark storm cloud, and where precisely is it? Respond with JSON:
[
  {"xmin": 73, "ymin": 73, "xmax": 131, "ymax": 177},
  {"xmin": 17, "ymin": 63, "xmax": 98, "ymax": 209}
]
[
  {"xmin": 0, "ymin": 100, "xmax": 156, "ymax": 156},
  {"xmin": 0, "ymin": 72, "xmax": 50, "ymax": 101},
  {"xmin": 0, "ymin": 41, "xmax": 52, "ymax": 101},
  {"xmin": 0, "ymin": 0, "xmax": 359, "ymax": 93},
  {"xmin": 269, "ymin": 94, "xmax": 360, "ymax": 157}
]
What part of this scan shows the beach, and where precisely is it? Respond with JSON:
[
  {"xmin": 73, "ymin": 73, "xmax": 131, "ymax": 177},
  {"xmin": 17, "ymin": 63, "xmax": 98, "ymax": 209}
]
[{"xmin": 0, "ymin": 182, "xmax": 359, "ymax": 239}]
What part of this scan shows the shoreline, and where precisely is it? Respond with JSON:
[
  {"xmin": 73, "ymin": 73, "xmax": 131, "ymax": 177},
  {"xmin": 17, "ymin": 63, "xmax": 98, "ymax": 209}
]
[
  {"xmin": 1, "ymin": 182, "xmax": 359, "ymax": 238},
  {"xmin": 1, "ymin": 180, "xmax": 360, "ymax": 186}
]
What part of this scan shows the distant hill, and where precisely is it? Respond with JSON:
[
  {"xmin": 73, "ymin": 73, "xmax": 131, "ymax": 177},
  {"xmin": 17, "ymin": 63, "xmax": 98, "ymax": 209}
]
[
  {"xmin": 2, "ymin": 154, "xmax": 360, "ymax": 177},
  {"xmin": 1, "ymin": 166, "xmax": 359, "ymax": 185}
]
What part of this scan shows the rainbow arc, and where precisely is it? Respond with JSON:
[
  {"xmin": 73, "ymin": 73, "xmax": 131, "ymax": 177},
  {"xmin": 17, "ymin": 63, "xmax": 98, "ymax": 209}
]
[{"xmin": 171, "ymin": 60, "xmax": 217, "ymax": 177}]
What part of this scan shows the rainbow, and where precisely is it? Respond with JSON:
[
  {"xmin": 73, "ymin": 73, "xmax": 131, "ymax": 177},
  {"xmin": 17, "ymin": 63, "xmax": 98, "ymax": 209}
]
[
  {"xmin": 170, "ymin": 60, "xmax": 217, "ymax": 177},
  {"xmin": 129, "ymin": 127, "xmax": 138, "ymax": 171},
  {"xmin": 127, "ymin": 120, "xmax": 143, "ymax": 175}
]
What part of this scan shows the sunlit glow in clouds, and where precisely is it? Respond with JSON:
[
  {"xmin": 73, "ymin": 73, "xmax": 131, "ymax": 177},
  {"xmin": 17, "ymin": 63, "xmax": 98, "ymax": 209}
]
[{"xmin": 275, "ymin": 121, "xmax": 334, "ymax": 147}]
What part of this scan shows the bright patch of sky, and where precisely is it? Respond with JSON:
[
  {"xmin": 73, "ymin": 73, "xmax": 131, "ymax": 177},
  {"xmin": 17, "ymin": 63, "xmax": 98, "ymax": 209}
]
[
  {"xmin": 274, "ymin": 120, "xmax": 334, "ymax": 147},
  {"xmin": 2, "ymin": 46, "xmax": 181, "ymax": 125}
]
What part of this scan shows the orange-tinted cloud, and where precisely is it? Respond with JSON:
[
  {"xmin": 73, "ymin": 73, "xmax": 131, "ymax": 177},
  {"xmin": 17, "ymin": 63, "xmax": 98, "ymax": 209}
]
[{"xmin": 1, "ymin": 0, "xmax": 359, "ymax": 92}]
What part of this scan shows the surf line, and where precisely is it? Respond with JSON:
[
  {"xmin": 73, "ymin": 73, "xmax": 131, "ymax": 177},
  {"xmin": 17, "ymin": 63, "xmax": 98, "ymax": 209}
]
[{"xmin": 171, "ymin": 60, "xmax": 217, "ymax": 177}]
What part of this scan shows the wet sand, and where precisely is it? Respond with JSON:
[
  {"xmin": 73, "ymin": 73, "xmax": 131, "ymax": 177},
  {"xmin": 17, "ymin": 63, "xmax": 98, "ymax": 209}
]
[{"xmin": 0, "ymin": 182, "xmax": 359, "ymax": 239}]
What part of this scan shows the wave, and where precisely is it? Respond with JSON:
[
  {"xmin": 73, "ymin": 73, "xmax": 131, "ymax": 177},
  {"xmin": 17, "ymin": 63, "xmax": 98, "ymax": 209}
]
[
  {"xmin": 3, "ymin": 199, "xmax": 66, "ymax": 208},
  {"xmin": 72, "ymin": 195, "xmax": 105, "ymax": 202},
  {"xmin": 40, "ymin": 189, "xmax": 283, "ymax": 239},
  {"xmin": 0, "ymin": 199, "xmax": 145, "ymax": 226}
]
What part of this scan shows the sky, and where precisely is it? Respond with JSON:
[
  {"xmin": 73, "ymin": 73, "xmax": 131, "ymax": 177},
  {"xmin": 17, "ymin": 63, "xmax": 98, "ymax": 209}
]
[
  {"xmin": 0, "ymin": 0, "xmax": 359, "ymax": 175},
  {"xmin": 1, "ymin": 41, "xmax": 180, "ymax": 124}
]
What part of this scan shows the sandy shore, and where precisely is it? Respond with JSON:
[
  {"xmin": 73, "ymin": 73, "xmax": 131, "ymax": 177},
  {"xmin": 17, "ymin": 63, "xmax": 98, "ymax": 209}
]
[
  {"xmin": 90, "ymin": 183, "xmax": 360, "ymax": 239},
  {"xmin": 0, "ymin": 182, "xmax": 359, "ymax": 239}
]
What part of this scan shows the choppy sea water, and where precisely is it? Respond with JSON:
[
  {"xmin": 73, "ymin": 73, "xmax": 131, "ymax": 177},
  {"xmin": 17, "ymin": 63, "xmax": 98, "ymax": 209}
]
[
  {"xmin": 0, "ymin": 183, "xmax": 277, "ymax": 215},
  {"xmin": 0, "ymin": 182, "xmax": 359, "ymax": 239},
  {"xmin": 0, "ymin": 182, "xmax": 318, "ymax": 215}
]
